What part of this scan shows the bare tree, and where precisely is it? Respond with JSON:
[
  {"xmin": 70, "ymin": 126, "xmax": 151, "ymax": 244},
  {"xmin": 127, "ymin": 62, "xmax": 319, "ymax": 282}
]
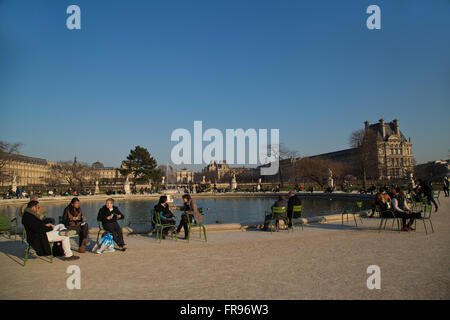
[
  {"xmin": 262, "ymin": 143, "xmax": 299, "ymax": 186},
  {"xmin": 349, "ymin": 128, "xmax": 378, "ymax": 189},
  {"xmin": 294, "ymin": 157, "xmax": 350, "ymax": 188},
  {"xmin": 48, "ymin": 161, "xmax": 93, "ymax": 191},
  {"xmin": 0, "ymin": 141, "xmax": 22, "ymax": 185}
]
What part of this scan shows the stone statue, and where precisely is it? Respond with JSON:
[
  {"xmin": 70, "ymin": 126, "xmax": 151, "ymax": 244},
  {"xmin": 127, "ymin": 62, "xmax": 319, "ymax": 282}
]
[
  {"xmin": 257, "ymin": 177, "xmax": 262, "ymax": 191},
  {"xmin": 11, "ymin": 172, "xmax": 17, "ymax": 193},
  {"xmin": 95, "ymin": 180, "xmax": 100, "ymax": 194},
  {"xmin": 327, "ymin": 168, "xmax": 334, "ymax": 189},
  {"xmin": 202, "ymin": 175, "xmax": 206, "ymax": 183},
  {"xmin": 231, "ymin": 174, "xmax": 237, "ymax": 190},
  {"xmin": 161, "ymin": 176, "xmax": 166, "ymax": 185},
  {"xmin": 409, "ymin": 173, "xmax": 416, "ymax": 189},
  {"xmin": 124, "ymin": 175, "xmax": 131, "ymax": 195}
]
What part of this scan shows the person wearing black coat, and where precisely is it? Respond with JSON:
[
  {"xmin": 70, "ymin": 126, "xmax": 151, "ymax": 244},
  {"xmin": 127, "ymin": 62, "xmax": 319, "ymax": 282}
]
[
  {"xmin": 153, "ymin": 196, "xmax": 177, "ymax": 239},
  {"xmin": 22, "ymin": 200, "xmax": 79, "ymax": 260},
  {"xmin": 287, "ymin": 191, "xmax": 302, "ymax": 228},
  {"xmin": 97, "ymin": 198, "xmax": 126, "ymax": 250}
]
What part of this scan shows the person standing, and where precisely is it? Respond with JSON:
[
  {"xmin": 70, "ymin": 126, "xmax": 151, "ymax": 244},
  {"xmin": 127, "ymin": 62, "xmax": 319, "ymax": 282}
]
[
  {"xmin": 62, "ymin": 198, "xmax": 89, "ymax": 253},
  {"xmin": 420, "ymin": 180, "xmax": 438, "ymax": 212},
  {"xmin": 97, "ymin": 198, "xmax": 127, "ymax": 251},
  {"xmin": 443, "ymin": 176, "xmax": 449, "ymax": 197}
]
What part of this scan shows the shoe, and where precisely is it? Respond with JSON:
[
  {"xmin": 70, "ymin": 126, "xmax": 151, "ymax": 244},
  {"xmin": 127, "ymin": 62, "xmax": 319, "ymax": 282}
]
[
  {"xmin": 63, "ymin": 255, "xmax": 80, "ymax": 261},
  {"xmin": 402, "ymin": 227, "xmax": 409, "ymax": 232},
  {"xmin": 79, "ymin": 245, "xmax": 86, "ymax": 253},
  {"xmin": 118, "ymin": 246, "xmax": 127, "ymax": 252},
  {"xmin": 59, "ymin": 230, "xmax": 77, "ymax": 237},
  {"xmin": 82, "ymin": 238, "xmax": 88, "ymax": 246},
  {"xmin": 409, "ymin": 226, "xmax": 415, "ymax": 231}
]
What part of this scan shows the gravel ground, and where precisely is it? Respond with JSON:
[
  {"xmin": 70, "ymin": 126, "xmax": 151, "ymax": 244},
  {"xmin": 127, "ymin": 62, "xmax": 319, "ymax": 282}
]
[{"xmin": 0, "ymin": 198, "xmax": 448, "ymax": 300}]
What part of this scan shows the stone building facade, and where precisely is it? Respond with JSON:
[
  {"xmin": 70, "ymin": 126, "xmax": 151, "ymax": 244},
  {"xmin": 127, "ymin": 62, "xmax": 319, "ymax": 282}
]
[
  {"xmin": 0, "ymin": 154, "xmax": 52, "ymax": 187},
  {"xmin": 260, "ymin": 118, "xmax": 414, "ymax": 181},
  {"xmin": 176, "ymin": 168, "xmax": 194, "ymax": 184}
]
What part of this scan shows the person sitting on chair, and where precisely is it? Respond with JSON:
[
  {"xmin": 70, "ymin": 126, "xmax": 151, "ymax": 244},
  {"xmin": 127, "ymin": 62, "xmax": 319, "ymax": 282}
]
[
  {"xmin": 176, "ymin": 194, "xmax": 202, "ymax": 240},
  {"xmin": 22, "ymin": 200, "xmax": 79, "ymax": 261},
  {"xmin": 97, "ymin": 198, "xmax": 127, "ymax": 251},
  {"xmin": 154, "ymin": 195, "xmax": 177, "ymax": 239},
  {"xmin": 263, "ymin": 195, "xmax": 287, "ymax": 231},
  {"xmin": 62, "ymin": 197, "xmax": 89, "ymax": 253},
  {"xmin": 392, "ymin": 189, "xmax": 422, "ymax": 232},
  {"xmin": 287, "ymin": 191, "xmax": 302, "ymax": 228}
]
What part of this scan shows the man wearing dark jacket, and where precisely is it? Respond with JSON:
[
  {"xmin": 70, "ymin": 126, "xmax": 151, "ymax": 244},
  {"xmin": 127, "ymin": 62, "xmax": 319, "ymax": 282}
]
[
  {"xmin": 22, "ymin": 200, "xmax": 79, "ymax": 260},
  {"xmin": 287, "ymin": 191, "xmax": 302, "ymax": 228},
  {"xmin": 97, "ymin": 198, "xmax": 126, "ymax": 251}
]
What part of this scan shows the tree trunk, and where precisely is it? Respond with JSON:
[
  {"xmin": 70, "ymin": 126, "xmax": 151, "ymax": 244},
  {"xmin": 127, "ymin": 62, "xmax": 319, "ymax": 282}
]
[{"xmin": 363, "ymin": 167, "xmax": 367, "ymax": 190}]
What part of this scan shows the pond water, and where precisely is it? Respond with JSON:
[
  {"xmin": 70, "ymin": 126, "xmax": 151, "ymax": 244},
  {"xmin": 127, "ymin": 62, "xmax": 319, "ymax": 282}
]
[{"xmin": 1, "ymin": 196, "xmax": 370, "ymax": 229}]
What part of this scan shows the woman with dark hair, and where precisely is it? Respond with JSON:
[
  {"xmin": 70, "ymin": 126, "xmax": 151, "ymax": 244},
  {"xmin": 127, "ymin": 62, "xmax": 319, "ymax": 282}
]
[
  {"xmin": 153, "ymin": 195, "xmax": 177, "ymax": 239},
  {"xmin": 175, "ymin": 194, "xmax": 202, "ymax": 240},
  {"xmin": 62, "ymin": 197, "xmax": 89, "ymax": 253}
]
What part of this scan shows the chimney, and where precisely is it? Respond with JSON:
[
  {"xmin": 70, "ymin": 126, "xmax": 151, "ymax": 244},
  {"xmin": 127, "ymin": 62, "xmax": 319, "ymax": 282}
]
[
  {"xmin": 364, "ymin": 120, "xmax": 370, "ymax": 130},
  {"xmin": 393, "ymin": 119, "xmax": 399, "ymax": 135},
  {"xmin": 379, "ymin": 118, "xmax": 385, "ymax": 140}
]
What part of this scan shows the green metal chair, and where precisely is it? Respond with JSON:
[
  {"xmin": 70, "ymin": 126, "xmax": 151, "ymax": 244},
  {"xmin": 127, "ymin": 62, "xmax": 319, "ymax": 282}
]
[
  {"xmin": 414, "ymin": 203, "xmax": 434, "ymax": 235},
  {"xmin": 185, "ymin": 207, "xmax": 207, "ymax": 242},
  {"xmin": 291, "ymin": 205, "xmax": 304, "ymax": 231},
  {"xmin": 96, "ymin": 218, "xmax": 124, "ymax": 243},
  {"xmin": 0, "ymin": 215, "xmax": 17, "ymax": 240},
  {"xmin": 378, "ymin": 208, "xmax": 401, "ymax": 233},
  {"xmin": 58, "ymin": 216, "xmax": 79, "ymax": 240},
  {"xmin": 152, "ymin": 209, "xmax": 177, "ymax": 243},
  {"xmin": 266, "ymin": 206, "xmax": 289, "ymax": 233},
  {"xmin": 23, "ymin": 228, "xmax": 53, "ymax": 267},
  {"xmin": 341, "ymin": 202, "xmax": 364, "ymax": 226}
]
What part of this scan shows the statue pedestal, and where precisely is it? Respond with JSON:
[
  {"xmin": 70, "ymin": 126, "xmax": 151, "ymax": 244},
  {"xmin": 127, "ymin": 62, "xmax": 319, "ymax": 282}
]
[
  {"xmin": 327, "ymin": 178, "xmax": 334, "ymax": 189},
  {"xmin": 124, "ymin": 183, "xmax": 131, "ymax": 195}
]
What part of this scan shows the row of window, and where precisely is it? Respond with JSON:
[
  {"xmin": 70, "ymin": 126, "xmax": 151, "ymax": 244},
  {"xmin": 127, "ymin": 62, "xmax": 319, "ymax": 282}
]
[{"xmin": 380, "ymin": 157, "xmax": 412, "ymax": 166}]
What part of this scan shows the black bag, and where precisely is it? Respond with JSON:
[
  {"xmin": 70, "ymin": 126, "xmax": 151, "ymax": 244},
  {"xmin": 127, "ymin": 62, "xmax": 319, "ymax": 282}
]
[{"xmin": 52, "ymin": 241, "xmax": 65, "ymax": 256}]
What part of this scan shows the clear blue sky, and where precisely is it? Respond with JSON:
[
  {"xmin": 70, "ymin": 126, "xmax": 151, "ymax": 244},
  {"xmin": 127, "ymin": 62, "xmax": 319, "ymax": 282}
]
[{"xmin": 0, "ymin": 0, "xmax": 449, "ymax": 169}]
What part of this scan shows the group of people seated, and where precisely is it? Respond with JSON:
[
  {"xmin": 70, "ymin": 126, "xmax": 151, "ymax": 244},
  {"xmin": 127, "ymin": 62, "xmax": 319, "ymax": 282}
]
[
  {"xmin": 153, "ymin": 194, "xmax": 203, "ymax": 239},
  {"xmin": 20, "ymin": 197, "xmax": 128, "ymax": 260},
  {"xmin": 263, "ymin": 191, "xmax": 303, "ymax": 231},
  {"xmin": 372, "ymin": 188, "xmax": 422, "ymax": 231}
]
